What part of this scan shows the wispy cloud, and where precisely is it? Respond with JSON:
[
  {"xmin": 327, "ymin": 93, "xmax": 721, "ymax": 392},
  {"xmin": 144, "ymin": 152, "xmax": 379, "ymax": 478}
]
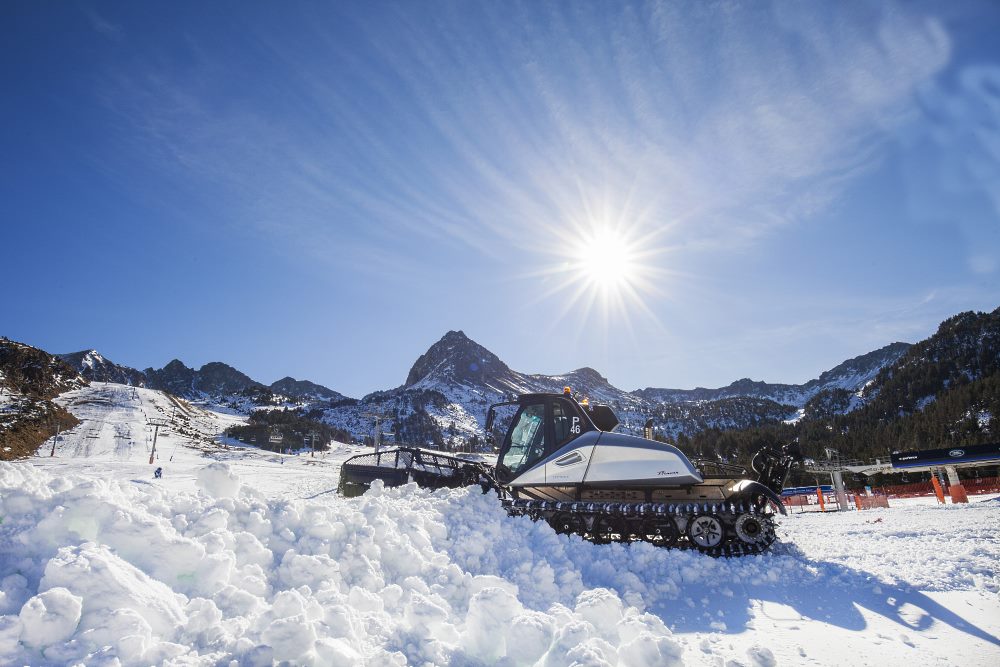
[
  {"xmin": 97, "ymin": 1, "xmax": 954, "ymax": 279},
  {"xmin": 900, "ymin": 63, "xmax": 1000, "ymax": 275}
]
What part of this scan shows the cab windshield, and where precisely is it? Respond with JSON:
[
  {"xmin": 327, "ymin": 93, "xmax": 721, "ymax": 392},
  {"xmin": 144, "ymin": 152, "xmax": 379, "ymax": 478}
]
[{"xmin": 499, "ymin": 403, "xmax": 546, "ymax": 478}]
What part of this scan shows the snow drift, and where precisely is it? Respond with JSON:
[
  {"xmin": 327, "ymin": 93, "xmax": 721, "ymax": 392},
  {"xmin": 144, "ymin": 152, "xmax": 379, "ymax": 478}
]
[{"xmin": 1, "ymin": 460, "xmax": 998, "ymax": 666}]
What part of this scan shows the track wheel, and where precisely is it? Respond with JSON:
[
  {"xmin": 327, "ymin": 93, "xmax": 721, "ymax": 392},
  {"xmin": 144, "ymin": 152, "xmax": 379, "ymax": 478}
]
[
  {"xmin": 734, "ymin": 513, "xmax": 775, "ymax": 548},
  {"xmin": 549, "ymin": 512, "xmax": 586, "ymax": 537},
  {"xmin": 590, "ymin": 515, "xmax": 628, "ymax": 544},
  {"xmin": 643, "ymin": 516, "xmax": 678, "ymax": 546},
  {"xmin": 687, "ymin": 515, "xmax": 725, "ymax": 550}
]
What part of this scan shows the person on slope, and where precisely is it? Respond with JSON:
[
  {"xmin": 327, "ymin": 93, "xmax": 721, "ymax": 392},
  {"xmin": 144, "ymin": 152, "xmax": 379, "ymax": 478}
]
[{"xmin": 154, "ymin": 466, "xmax": 163, "ymax": 479}]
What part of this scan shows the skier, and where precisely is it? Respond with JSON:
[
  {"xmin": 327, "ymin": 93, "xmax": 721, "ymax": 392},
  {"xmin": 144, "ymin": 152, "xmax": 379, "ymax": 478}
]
[{"xmin": 153, "ymin": 466, "xmax": 163, "ymax": 479}]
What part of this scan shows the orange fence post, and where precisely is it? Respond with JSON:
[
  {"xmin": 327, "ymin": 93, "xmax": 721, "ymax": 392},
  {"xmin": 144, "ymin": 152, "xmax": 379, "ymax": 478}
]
[
  {"xmin": 950, "ymin": 484, "xmax": 969, "ymax": 504},
  {"xmin": 817, "ymin": 488, "xmax": 826, "ymax": 512},
  {"xmin": 930, "ymin": 475, "xmax": 946, "ymax": 504}
]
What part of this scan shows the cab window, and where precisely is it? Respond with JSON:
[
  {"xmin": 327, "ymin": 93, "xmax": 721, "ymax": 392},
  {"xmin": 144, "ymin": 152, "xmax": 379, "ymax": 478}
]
[
  {"xmin": 552, "ymin": 399, "xmax": 578, "ymax": 446},
  {"xmin": 500, "ymin": 403, "xmax": 546, "ymax": 477}
]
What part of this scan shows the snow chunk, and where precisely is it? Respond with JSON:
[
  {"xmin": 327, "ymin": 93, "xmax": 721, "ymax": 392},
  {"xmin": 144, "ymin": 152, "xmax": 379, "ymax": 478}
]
[
  {"xmin": 196, "ymin": 461, "xmax": 242, "ymax": 498},
  {"xmin": 18, "ymin": 587, "xmax": 81, "ymax": 648},
  {"xmin": 619, "ymin": 632, "xmax": 685, "ymax": 666}
]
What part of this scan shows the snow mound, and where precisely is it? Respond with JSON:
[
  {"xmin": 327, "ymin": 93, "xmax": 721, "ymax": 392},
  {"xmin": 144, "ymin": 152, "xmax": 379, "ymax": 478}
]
[
  {"xmin": 0, "ymin": 463, "xmax": 691, "ymax": 665},
  {"xmin": 1, "ymin": 460, "xmax": 998, "ymax": 666}
]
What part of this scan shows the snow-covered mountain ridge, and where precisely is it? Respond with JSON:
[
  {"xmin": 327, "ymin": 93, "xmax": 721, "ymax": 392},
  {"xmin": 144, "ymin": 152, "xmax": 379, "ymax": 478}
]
[
  {"xmin": 55, "ymin": 352, "xmax": 347, "ymax": 411},
  {"xmin": 635, "ymin": 342, "xmax": 911, "ymax": 407},
  {"xmin": 316, "ymin": 330, "xmax": 906, "ymax": 446},
  {"xmin": 56, "ymin": 350, "xmax": 146, "ymax": 386},
  {"xmin": 37, "ymin": 328, "xmax": 917, "ymax": 448}
]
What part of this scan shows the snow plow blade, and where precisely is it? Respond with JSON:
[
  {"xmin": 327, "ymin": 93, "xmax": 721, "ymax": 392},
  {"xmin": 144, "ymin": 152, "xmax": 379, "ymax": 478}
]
[{"xmin": 338, "ymin": 447, "xmax": 495, "ymax": 497}]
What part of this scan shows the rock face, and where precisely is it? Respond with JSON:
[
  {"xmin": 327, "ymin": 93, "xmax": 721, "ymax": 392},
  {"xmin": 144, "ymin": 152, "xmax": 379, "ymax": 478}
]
[
  {"xmin": 269, "ymin": 377, "xmax": 346, "ymax": 402},
  {"xmin": 191, "ymin": 362, "xmax": 262, "ymax": 396},
  {"xmin": 142, "ymin": 360, "xmax": 198, "ymax": 397},
  {"xmin": 3, "ymin": 339, "xmax": 85, "ymax": 400},
  {"xmin": 141, "ymin": 360, "xmax": 262, "ymax": 398},
  {"xmin": 402, "ymin": 331, "xmax": 640, "ymax": 405},
  {"xmin": 1, "ymin": 338, "xmax": 83, "ymax": 459},
  {"xmin": 405, "ymin": 330, "xmax": 511, "ymax": 389}
]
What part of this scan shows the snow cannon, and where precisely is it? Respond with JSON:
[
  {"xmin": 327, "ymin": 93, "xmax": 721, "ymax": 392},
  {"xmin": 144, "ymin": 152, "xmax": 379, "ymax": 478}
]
[{"xmin": 339, "ymin": 392, "xmax": 802, "ymax": 555}]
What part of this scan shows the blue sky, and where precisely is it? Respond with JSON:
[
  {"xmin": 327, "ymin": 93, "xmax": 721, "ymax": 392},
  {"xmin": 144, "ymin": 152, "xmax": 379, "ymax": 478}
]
[{"xmin": 2, "ymin": 1, "xmax": 999, "ymax": 397}]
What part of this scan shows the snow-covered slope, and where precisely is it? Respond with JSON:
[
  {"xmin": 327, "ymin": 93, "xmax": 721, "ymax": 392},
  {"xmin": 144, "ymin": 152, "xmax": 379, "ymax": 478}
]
[{"xmin": 1, "ymin": 384, "xmax": 997, "ymax": 666}]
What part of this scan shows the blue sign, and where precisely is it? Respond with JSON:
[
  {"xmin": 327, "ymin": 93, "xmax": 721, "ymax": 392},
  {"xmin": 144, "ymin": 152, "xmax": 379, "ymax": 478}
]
[{"xmin": 782, "ymin": 485, "xmax": 833, "ymax": 497}]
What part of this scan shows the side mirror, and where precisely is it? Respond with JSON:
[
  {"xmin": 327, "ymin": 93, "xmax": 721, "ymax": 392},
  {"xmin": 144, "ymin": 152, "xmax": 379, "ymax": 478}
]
[{"xmin": 485, "ymin": 407, "xmax": 495, "ymax": 433}]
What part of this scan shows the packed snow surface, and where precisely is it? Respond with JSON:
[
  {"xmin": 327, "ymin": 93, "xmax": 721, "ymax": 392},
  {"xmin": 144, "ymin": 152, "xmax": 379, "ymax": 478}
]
[{"xmin": 0, "ymin": 383, "xmax": 998, "ymax": 666}]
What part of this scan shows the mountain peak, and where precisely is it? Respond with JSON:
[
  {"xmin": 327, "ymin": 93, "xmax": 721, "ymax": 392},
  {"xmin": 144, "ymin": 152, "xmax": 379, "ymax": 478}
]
[
  {"xmin": 565, "ymin": 367, "xmax": 608, "ymax": 384},
  {"xmin": 192, "ymin": 362, "xmax": 261, "ymax": 394},
  {"xmin": 441, "ymin": 330, "xmax": 470, "ymax": 344},
  {"xmin": 163, "ymin": 359, "xmax": 190, "ymax": 372},
  {"xmin": 58, "ymin": 349, "xmax": 144, "ymax": 385},
  {"xmin": 405, "ymin": 331, "xmax": 508, "ymax": 387}
]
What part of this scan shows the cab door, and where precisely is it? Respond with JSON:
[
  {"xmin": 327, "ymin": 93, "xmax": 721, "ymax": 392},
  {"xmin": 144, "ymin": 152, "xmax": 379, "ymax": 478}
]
[
  {"xmin": 495, "ymin": 400, "xmax": 549, "ymax": 484},
  {"xmin": 544, "ymin": 397, "xmax": 597, "ymax": 484}
]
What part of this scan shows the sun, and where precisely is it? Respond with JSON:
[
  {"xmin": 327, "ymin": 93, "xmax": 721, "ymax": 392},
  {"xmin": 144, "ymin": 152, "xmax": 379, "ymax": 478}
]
[
  {"xmin": 572, "ymin": 229, "xmax": 637, "ymax": 290},
  {"xmin": 520, "ymin": 198, "xmax": 671, "ymax": 332},
  {"xmin": 532, "ymin": 218, "xmax": 664, "ymax": 329}
]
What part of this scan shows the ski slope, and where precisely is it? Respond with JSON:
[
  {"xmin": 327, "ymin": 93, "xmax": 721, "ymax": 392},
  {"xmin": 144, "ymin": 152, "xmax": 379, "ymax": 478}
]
[{"xmin": 0, "ymin": 383, "xmax": 998, "ymax": 666}]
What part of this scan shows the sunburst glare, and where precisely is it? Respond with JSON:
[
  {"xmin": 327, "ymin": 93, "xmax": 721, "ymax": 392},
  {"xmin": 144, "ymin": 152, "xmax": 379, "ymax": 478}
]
[
  {"xmin": 525, "ymin": 207, "xmax": 673, "ymax": 335},
  {"xmin": 572, "ymin": 228, "xmax": 637, "ymax": 291}
]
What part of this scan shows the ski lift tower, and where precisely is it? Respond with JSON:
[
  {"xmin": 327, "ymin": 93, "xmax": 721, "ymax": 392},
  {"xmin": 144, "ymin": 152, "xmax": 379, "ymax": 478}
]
[
  {"xmin": 148, "ymin": 418, "xmax": 168, "ymax": 464},
  {"xmin": 49, "ymin": 418, "xmax": 61, "ymax": 457},
  {"xmin": 798, "ymin": 448, "xmax": 853, "ymax": 511},
  {"xmin": 362, "ymin": 413, "xmax": 392, "ymax": 453},
  {"xmin": 803, "ymin": 449, "xmax": 894, "ymax": 511}
]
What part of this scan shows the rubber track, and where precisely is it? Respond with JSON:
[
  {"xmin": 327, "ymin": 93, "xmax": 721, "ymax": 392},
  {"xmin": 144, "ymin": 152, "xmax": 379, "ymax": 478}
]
[{"xmin": 501, "ymin": 498, "xmax": 778, "ymax": 557}]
